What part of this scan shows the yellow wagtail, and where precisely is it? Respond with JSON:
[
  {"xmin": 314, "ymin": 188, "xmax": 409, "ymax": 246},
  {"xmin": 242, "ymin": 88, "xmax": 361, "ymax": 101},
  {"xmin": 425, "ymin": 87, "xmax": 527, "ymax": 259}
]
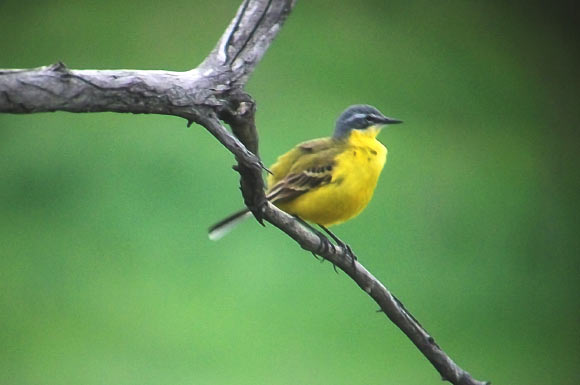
[{"xmin": 209, "ymin": 104, "xmax": 402, "ymax": 249}]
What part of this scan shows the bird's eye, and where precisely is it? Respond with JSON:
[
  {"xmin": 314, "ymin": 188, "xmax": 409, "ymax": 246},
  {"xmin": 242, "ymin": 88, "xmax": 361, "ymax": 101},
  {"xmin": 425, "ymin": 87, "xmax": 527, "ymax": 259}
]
[{"xmin": 364, "ymin": 116, "xmax": 374, "ymax": 123}]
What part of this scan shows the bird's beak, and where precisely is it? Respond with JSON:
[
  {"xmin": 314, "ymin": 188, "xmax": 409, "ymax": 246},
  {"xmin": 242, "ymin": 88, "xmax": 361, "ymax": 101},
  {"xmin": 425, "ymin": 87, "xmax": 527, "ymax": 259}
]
[{"xmin": 379, "ymin": 116, "xmax": 403, "ymax": 125}]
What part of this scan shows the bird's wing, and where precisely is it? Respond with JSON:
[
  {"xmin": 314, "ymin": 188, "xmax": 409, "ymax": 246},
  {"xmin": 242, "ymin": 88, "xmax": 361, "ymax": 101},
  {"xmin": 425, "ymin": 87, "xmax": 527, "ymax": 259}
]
[
  {"xmin": 266, "ymin": 166, "xmax": 334, "ymax": 203},
  {"xmin": 266, "ymin": 138, "xmax": 342, "ymax": 204},
  {"xmin": 267, "ymin": 137, "xmax": 334, "ymax": 187}
]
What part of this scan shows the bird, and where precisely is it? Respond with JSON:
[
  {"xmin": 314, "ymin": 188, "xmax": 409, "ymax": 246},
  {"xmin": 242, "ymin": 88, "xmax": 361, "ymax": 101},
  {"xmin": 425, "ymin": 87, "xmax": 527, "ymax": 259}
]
[{"xmin": 208, "ymin": 104, "xmax": 402, "ymax": 251}]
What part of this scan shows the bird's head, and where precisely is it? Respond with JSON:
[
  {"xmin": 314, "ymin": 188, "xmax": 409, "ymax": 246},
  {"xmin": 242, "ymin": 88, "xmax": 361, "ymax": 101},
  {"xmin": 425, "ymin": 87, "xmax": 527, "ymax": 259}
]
[{"xmin": 333, "ymin": 104, "xmax": 402, "ymax": 139}]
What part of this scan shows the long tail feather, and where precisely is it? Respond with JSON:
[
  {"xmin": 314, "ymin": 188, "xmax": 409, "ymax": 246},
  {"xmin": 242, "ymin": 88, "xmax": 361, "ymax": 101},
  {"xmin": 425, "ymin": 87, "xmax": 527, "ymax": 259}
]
[{"xmin": 208, "ymin": 209, "xmax": 252, "ymax": 241}]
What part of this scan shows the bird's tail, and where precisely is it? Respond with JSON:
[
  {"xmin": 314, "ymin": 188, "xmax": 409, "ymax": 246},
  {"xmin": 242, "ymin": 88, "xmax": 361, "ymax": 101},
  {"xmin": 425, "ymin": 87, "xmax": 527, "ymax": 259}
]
[{"xmin": 208, "ymin": 208, "xmax": 253, "ymax": 241}]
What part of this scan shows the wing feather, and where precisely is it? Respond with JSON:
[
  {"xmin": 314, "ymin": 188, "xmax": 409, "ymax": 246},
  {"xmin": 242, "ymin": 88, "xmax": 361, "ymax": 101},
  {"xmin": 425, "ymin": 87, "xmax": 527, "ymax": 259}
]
[
  {"xmin": 267, "ymin": 164, "xmax": 334, "ymax": 204},
  {"xmin": 266, "ymin": 136, "xmax": 345, "ymax": 203}
]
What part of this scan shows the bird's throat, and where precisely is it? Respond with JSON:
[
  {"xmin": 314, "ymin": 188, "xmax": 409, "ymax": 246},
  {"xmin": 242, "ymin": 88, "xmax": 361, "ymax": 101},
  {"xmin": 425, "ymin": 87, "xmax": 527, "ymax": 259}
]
[{"xmin": 349, "ymin": 126, "xmax": 382, "ymax": 142}]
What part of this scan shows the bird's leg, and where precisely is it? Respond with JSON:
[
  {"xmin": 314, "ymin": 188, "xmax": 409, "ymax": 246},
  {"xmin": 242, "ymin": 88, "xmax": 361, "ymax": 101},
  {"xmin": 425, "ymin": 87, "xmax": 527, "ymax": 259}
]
[
  {"xmin": 293, "ymin": 216, "xmax": 337, "ymax": 270},
  {"xmin": 319, "ymin": 225, "xmax": 358, "ymax": 266}
]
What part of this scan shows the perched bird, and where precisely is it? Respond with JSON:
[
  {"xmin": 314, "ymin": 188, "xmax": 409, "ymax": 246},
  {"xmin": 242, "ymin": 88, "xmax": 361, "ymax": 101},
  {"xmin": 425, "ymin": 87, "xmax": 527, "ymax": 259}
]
[{"xmin": 208, "ymin": 104, "xmax": 402, "ymax": 244}]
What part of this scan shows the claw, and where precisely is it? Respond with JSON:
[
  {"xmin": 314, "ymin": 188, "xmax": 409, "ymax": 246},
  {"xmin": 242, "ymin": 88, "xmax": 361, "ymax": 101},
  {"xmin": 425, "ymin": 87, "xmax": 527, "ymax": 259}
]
[
  {"xmin": 342, "ymin": 243, "xmax": 357, "ymax": 267},
  {"xmin": 311, "ymin": 252, "xmax": 322, "ymax": 261},
  {"xmin": 316, "ymin": 232, "xmax": 332, "ymax": 256},
  {"xmin": 293, "ymin": 216, "xmax": 344, "ymax": 273},
  {"xmin": 319, "ymin": 225, "xmax": 357, "ymax": 268},
  {"xmin": 315, "ymin": 233, "xmax": 339, "ymax": 273}
]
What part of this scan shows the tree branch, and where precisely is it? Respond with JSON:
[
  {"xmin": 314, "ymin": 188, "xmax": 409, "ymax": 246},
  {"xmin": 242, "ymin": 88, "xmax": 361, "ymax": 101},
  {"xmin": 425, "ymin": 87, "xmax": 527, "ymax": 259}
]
[
  {"xmin": 0, "ymin": 63, "xmax": 205, "ymax": 116},
  {"xmin": 0, "ymin": 1, "xmax": 488, "ymax": 384},
  {"xmin": 261, "ymin": 203, "xmax": 489, "ymax": 385}
]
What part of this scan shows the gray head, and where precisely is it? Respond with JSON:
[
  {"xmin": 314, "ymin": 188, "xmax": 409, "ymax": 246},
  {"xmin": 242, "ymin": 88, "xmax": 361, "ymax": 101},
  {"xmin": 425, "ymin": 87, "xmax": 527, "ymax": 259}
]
[{"xmin": 333, "ymin": 104, "xmax": 402, "ymax": 139}]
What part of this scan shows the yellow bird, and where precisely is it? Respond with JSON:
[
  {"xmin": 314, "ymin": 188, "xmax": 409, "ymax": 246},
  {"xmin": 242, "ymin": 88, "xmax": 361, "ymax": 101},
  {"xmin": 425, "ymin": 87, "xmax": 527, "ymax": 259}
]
[{"xmin": 209, "ymin": 104, "xmax": 402, "ymax": 244}]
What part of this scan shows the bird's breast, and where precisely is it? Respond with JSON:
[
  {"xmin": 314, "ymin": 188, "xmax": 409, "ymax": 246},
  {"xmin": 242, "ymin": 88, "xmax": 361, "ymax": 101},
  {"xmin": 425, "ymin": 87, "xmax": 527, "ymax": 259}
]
[{"xmin": 331, "ymin": 139, "xmax": 387, "ymax": 209}]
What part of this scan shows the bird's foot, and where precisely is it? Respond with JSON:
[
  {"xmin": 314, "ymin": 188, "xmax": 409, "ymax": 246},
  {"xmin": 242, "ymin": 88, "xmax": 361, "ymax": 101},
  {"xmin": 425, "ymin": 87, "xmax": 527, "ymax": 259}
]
[
  {"xmin": 313, "ymin": 233, "xmax": 339, "ymax": 273},
  {"xmin": 315, "ymin": 233, "xmax": 333, "ymax": 255},
  {"xmin": 319, "ymin": 225, "xmax": 357, "ymax": 268},
  {"xmin": 294, "ymin": 216, "xmax": 334, "ymax": 260},
  {"xmin": 338, "ymin": 240, "xmax": 357, "ymax": 267},
  {"xmin": 310, "ymin": 252, "xmax": 322, "ymax": 261}
]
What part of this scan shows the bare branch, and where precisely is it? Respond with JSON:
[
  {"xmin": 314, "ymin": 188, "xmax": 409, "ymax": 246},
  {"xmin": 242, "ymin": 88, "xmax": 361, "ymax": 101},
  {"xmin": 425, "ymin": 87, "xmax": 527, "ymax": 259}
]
[
  {"xmin": 0, "ymin": 1, "xmax": 488, "ymax": 384},
  {"xmin": 201, "ymin": 0, "xmax": 296, "ymax": 85},
  {"xmin": 0, "ymin": 63, "xmax": 205, "ymax": 116},
  {"xmin": 196, "ymin": 113, "xmax": 266, "ymax": 175},
  {"xmin": 260, "ymin": 205, "xmax": 489, "ymax": 385}
]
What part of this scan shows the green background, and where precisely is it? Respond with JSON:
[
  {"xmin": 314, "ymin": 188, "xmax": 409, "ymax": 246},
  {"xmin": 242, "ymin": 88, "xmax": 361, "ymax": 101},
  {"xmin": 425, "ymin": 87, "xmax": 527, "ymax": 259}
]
[{"xmin": 1, "ymin": 1, "xmax": 578, "ymax": 384}]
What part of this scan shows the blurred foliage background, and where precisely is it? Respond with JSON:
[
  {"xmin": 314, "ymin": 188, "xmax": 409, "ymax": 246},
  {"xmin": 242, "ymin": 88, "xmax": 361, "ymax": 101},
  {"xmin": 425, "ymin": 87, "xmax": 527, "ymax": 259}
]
[{"xmin": 1, "ymin": 1, "xmax": 579, "ymax": 384}]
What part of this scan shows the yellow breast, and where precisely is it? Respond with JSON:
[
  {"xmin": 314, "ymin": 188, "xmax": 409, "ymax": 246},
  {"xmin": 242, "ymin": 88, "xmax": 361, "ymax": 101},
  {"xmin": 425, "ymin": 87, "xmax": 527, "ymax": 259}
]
[{"xmin": 276, "ymin": 128, "xmax": 387, "ymax": 226}]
